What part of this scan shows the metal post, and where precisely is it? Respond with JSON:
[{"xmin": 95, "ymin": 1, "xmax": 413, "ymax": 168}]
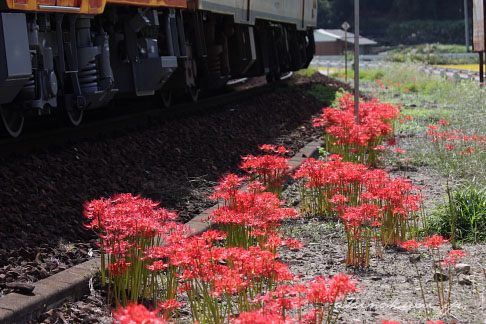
[
  {"xmin": 342, "ymin": 21, "xmax": 350, "ymax": 82},
  {"xmin": 345, "ymin": 32, "xmax": 348, "ymax": 82},
  {"xmin": 480, "ymin": 52, "xmax": 484, "ymax": 83},
  {"xmin": 354, "ymin": 0, "xmax": 360, "ymax": 124},
  {"xmin": 465, "ymin": 0, "xmax": 470, "ymax": 52}
]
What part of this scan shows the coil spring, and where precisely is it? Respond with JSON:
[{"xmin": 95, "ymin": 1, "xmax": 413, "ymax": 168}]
[{"xmin": 79, "ymin": 59, "xmax": 98, "ymax": 94}]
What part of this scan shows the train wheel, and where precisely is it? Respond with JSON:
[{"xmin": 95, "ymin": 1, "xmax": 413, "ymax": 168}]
[
  {"xmin": 187, "ymin": 86, "xmax": 199, "ymax": 103},
  {"xmin": 0, "ymin": 104, "xmax": 24, "ymax": 138},
  {"xmin": 65, "ymin": 105, "xmax": 84, "ymax": 127},
  {"xmin": 161, "ymin": 89, "xmax": 172, "ymax": 108}
]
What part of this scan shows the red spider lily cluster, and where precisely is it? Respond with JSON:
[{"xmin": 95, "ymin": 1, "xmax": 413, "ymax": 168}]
[
  {"xmin": 294, "ymin": 155, "xmax": 423, "ymax": 267},
  {"xmin": 426, "ymin": 120, "xmax": 486, "ymax": 155},
  {"xmin": 208, "ymin": 173, "xmax": 299, "ymax": 249},
  {"xmin": 84, "ymin": 193, "xmax": 183, "ymax": 305},
  {"xmin": 382, "ymin": 321, "xmax": 444, "ymax": 324},
  {"xmin": 231, "ymin": 274, "xmax": 358, "ymax": 324},
  {"xmin": 313, "ymin": 94, "xmax": 400, "ymax": 165},
  {"xmin": 400, "ymin": 236, "xmax": 466, "ymax": 313},
  {"xmin": 240, "ymin": 145, "xmax": 291, "ymax": 196},
  {"xmin": 83, "ymin": 145, "xmax": 359, "ymax": 324}
]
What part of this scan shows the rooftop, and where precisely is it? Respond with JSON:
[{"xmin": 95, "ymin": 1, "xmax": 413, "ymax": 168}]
[{"xmin": 314, "ymin": 29, "xmax": 377, "ymax": 45}]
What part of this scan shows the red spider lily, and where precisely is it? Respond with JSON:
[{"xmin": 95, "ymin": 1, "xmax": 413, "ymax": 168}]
[
  {"xmin": 112, "ymin": 303, "xmax": 167, "ymax": 324},
  {"xmin": 387, "ymin": 137, "xmax": 397, "ymax": 146},
  {"xmin": 209, "ymin": 186, "xmax": 298, "ymax": 249},
  {"xmin": 282, "ymin": 239, "xmax": 306, "ymax": 251},
  {"xmin": 109, "ymin": 259, "xmax": 131, "ymax": 277},
  {"xmin": 259, "ymin": 144, "xmax": 291, "ymax": 155},
  {"xmin": 460, "ymin": 147, "xmax": 475, "ymax": 155},
  {"xmin": 240, "ymin": 153, "xmax": 290, "ymax": 196},
  {"xmin": 400, "ymin": 239, "xmax": 420, "ymax": 251},
  {"xmin": 313, "ymin": 94, "xmax": 400, "ymax": 166},
  {"xmin": 84, "ymin": 193, "xmax": 182, "ymax": 305},
  {"xmin": 159, "ymin": 299, "xmax": 181, "ymax": 310},
  {"xmin": 295, "ymin": 156, "xmax": 422, "ymax": 261},
  {"xmin": 307, "ymin": 274, "xmax": 358, "ymax": 304},
  {"xmin": 209, "ymin": 173, "xmax": 248, "ymax": 203},
  {"xmin": 423, "ymin": 235, "xmax": 449, "ymax": 249},
  {"xmin": 441, "ymin": 249, "xmax": 466, "ymax": 266},
  {"xmin": 230, "ymin": 311, "xmax": 294, "ymax": 324},
  {"xmin": 250, "ymin": 274, "xmax": 357, "ymax": 324},
  {"xmin": 444, "ymin": 144, "xmax": 455, "ymax": 150},
  {"xmin": 438, "ymin": 119, "xmax": 450, "ymax": 126},
  {"xmin": 339, "ymin": 204, "xmax": 382, "ymax": 267}
]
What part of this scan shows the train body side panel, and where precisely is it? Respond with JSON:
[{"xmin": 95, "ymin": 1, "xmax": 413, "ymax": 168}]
[
  {"xmin": 105, "ymin": 0, "xmax": 186, "ymax": 8},
  {"xmin": 195, "ymin": 0, "xmax": 316, "ymax": 29},
  {"xmin": 6, "ymin": 0, "xmax": 107, "ymax": 14},
  {"xmin": 5, "ymin": 0, "xmax": 185, "ymax": 14}
]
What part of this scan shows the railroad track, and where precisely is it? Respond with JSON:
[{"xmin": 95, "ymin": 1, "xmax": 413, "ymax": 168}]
[{"xmin": 0, "ymin": 75, "xmax": 291, "ymax": 156}]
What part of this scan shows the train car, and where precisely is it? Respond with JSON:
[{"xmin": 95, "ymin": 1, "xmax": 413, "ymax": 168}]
[{"xmin": 0, "ymin": 0, "xmax": 317, "ymax": 137}]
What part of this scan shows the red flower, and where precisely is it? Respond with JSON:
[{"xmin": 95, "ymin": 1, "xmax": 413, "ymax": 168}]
[
  {"xmin": 445, "ymin": 144, "xmax": 455, "ymax": 150},
  {"xmin": 441, "ymin": 250, "xmax": 466, "ymax": 266},
  {"xmin": 460, "ymin": 147, "xmax": 475, "ymax": 155},
  {"xmin": 112, "ymin": 304, "xmax": 167, "ymax": 324},
  {"xmin": 159, "ymin": 299, "xmax": 181, "ymax": 310},
  {"xmin": 400, "ymin": 239, "xmax": 420, "ymax": 251},
  {"xmin": 423, "ymin": 235, "xmax": 449, "ymax": 248}
]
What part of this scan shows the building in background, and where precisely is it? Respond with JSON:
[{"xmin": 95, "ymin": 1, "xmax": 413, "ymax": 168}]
[{"xmin": 314, "ymin": 29, "xmax": 378, "ymax": 55}]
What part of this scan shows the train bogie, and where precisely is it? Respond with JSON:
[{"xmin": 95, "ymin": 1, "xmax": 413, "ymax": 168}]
[{"xmin": 0, "ymin": 0, "xmax": 317, "ymax": 137}]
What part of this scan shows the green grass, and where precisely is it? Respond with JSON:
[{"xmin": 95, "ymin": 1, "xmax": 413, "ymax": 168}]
[
  {"xmin": 396, "ymin": 107, "xmax": 451, "ymax": 132},
  {"xmin": 428, "ymin": 185, "xmax": 486, "ymax": 243},
  {"xmin": 329, "ymin": 69, "xmax": 385, "ymax": 82},
  {"xmin": 295, "ymin": 67, "xmax": 319, "ymax": 77},
  {"xmin": 382, "ymin": 44, "xmax": 468, "ymax": 56},
  {"xmin": 380, "ymin": 44, "xmax": 477, "ymax": 65},
  {"xmin": 308, "ymin": 84, "xmax": 337, "ymax": 105}
]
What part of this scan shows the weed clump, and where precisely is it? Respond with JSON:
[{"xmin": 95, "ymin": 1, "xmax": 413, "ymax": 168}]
[{"xmin": 428, "ymin": 185, "xmax": 486, "ymax": 243}]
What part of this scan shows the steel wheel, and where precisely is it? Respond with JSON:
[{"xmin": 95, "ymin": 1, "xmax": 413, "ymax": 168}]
[
  {"xmin": 187, "ymin": 86, "xmax": 199, "ymax": 103},
  {"xmin": 161, "ymin": 89, "xmax": 172, "ymax": 108},
  {"xmin": 0, "ymin": 104, "xmax": 24, "ymax": 138},
  {"xmin": 65, "ymin": 105, "xmax": 84, "ymax": 127}
]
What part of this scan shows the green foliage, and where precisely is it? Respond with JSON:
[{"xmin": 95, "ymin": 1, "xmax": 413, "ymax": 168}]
[
  {"xmin": 395, "ymin": 107, "xmax": 450, "ymax": 133},
  {"xmin": 359, "ymin": 70, "xmax": 385, "ymax": 82},
  {"xmin": 383, "ymin": 44, "xmax": 477, "ymax": 65},
  {"xmin": 386, "ymin": 20, "xmax": 466, "ymax": 46},
  {"xmin": 296, "ymin": 67, "xmax": 319, "ymax": 77},
  {"xmin": 329, "ymin": 69, "xmax": 385, "ymax": 82},
  {"xmin": 428, "ymin": 186, "xmax": 486, "ymax": 243},
  {"xmin": 308, "ymin": 84, "xmax": 336, "ymax": 104}
]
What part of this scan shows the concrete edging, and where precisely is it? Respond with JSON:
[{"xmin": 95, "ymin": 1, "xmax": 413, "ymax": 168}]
[{"xmin": 0, "ymin": 140, "xmax": 321, "ymax": 324}]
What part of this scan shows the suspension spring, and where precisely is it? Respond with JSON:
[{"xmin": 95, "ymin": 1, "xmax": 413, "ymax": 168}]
[{"xmin": 78, "ymin": 59, "xmax": 98, "ymax": 94}]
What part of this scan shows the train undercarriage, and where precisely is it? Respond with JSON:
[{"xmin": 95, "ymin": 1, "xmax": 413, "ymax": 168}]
[{"xmin": 0, "ymin": 8, "xmax": 315, "ymax": 137}]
